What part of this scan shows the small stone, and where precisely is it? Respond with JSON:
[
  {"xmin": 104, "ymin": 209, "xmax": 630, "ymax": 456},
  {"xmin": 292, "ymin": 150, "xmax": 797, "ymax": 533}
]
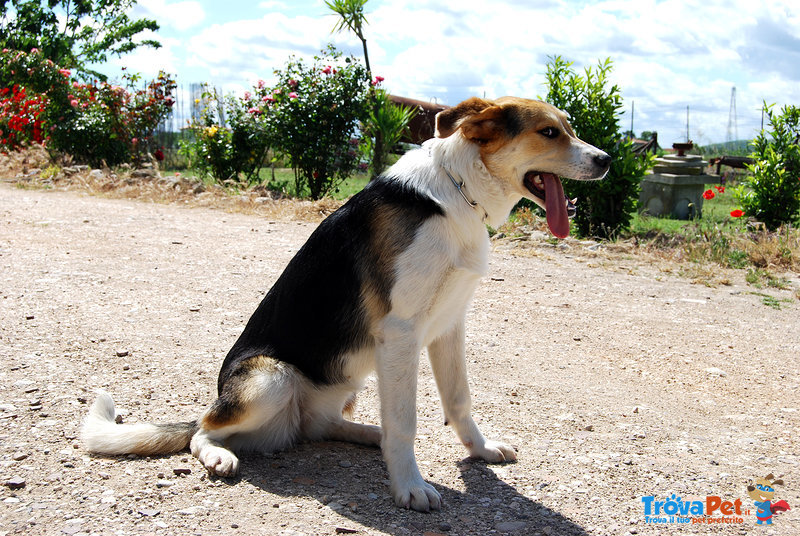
[
  {"xmin": 338, "ymin": 460, "xmax": 353, "ymax": 468},
  {"xmin": 155, "ymin": 479, "xmax": 175, "ymax": 488},
  {"xmin": 705, "ymin": 367, "xmax": 727, "ymax": 377},
  {"xmin": 12, "ymin": 452, "xmax": 29, "ymax": 461},
  {"xmin": 115, "ymin": 414, "xmax": 123, "ymax": 424},
  {"xmin": 173, "ymin": 468, "xmax": 192, "ymax": 476},
  {"xmin": 98, "ymin": 472, "xmax": 111, "ymax": 480},
  {"xmin": 177, "ymin": 506, "xmax": 204, "ymax": 515},
  {"xmin": 122, "ymin": 364, "xmax": 130, "ymax": 370},
  {"xmin": 583, "ymin": 425, "xmax": 594, "ymax": 432},
  {"xmin": 116, "ymin": 349, "xmax": 129, "ymax": 357},
  {"xmin": 138, "ymin": 508, "xmax": 160, "ymax": 517},
  {"xmin": 335, "ymin": 528, "xmax": 358, "ymax": 534},
  {"xmin": 438, "ymin": 522, "xmax": 453, "ymax": 531},
  {"xmin": 292, "ymin": 476, "xmax": 315, "ymax": 485},
  {"xmin": 495, "ymin": 521, "xmax": 527, "ymax": 532},
  {"xmin": 5, "ymin": 477, "xmax": 26, "ymax": 489}
]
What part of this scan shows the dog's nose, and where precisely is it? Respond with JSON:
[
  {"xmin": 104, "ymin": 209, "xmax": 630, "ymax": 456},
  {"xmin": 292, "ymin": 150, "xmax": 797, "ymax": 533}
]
[{"xmin": 594, "ymin": 152, "xmax": 612, "ymax": 169}]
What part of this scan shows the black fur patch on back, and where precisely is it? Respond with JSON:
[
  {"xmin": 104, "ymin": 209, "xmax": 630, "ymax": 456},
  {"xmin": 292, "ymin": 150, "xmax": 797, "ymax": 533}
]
[{"xmin": 218, "ymin": 176, "xmax": 444, "ymax": 391}]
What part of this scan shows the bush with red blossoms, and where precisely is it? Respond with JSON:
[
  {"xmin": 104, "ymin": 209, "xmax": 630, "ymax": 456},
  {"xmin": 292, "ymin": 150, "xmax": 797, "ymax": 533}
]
[
  {"xmin": 0, "ymin": 48, "xmax": 176, "ymax": 166},
  {"xmin": 0, "ymin": 84, "xmax": 47, "ymax": 151}
]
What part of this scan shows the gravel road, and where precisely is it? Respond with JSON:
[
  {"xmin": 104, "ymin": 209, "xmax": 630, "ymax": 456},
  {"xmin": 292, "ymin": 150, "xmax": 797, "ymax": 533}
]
[{"xmin": 1, "ymin": 184, "xmax": 798, "ymax": 535}]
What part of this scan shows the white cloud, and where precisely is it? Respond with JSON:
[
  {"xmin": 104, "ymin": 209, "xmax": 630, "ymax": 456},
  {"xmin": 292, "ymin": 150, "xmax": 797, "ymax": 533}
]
[
  {"xmin": 102, "ymin": 0, "xmax": 800, "ymax": 143},
  {"xmin": 135, "ymin": 0, "xmax": 206, "ymax": 32}
]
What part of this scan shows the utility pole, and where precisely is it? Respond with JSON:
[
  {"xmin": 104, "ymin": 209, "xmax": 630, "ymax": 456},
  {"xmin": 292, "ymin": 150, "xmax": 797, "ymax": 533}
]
[
  {"xmin": 686, "ymin": 105, "xmax": 690, "ymax": 142},
  {"xmin": 726, "ymin": 86, "xmax": 738, "ymax": 147}
]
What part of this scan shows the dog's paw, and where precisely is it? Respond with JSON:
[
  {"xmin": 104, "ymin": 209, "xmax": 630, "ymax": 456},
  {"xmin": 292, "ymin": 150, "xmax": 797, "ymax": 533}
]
[
  {"xmin": 469, "ymin": 439, "xmax": 517, "ymax": 463},
  {"xmin": 392, "ymin": 479, "xmax": 442, "ymax": 512},
  {"xmin": 197, "ymin": 445, "xmax": 239, "ymax": 477}
]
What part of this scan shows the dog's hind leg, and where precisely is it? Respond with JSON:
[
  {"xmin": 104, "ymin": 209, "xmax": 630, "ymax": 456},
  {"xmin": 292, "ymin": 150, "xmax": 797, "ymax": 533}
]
[
  {"xmin": 428, "ymin": 320, "xmax": 517, "ymax": 463},
  {"xmin": 301, "ymin": 389, "xmax": 382, "ymax": 447},
  {"xmin": 325, "ymin": 419, "xmax": 382, "ymax": 446},
  {"xmin": 191, "ymin": 356, "xmax": 302, "ymax": 477}
]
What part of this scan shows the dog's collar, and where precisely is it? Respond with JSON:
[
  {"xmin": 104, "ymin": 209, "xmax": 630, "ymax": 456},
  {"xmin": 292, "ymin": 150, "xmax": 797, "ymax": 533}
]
[{"xmin": 443, "ymin": 167, "xmax": 488, "ymax": 222}]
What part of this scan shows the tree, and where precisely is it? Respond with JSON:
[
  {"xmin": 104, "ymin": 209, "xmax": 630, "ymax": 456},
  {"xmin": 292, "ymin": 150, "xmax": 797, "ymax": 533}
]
[
  {"xmin": 544, "ymin": 56, "xmax": 652, "ymax": 239},
  {"xmin": 0, "ymin": 0, "xmax": 159, "ymax": 82},
  {"xmin": 326, "ymin": 0, "xmax": 370, "ymax": 73}
]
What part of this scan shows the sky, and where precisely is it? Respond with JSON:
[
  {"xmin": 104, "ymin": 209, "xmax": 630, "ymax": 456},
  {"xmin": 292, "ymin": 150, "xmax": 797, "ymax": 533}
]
[{"xmin": 93, "ymin": 0, "xmax": 800, "ymax": 145}]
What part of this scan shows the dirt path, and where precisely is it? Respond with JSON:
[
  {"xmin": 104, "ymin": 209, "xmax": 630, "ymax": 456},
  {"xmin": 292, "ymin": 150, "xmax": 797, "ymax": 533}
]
[{"xmin": 1, "ymin": 184, "xmax": 798, "ymax": 535}]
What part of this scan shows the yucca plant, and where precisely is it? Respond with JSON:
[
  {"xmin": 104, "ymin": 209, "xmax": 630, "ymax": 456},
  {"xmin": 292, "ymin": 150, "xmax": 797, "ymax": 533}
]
[{"xmin": 364, "ymin": 89, "xmax": 416, "ymax": 179}]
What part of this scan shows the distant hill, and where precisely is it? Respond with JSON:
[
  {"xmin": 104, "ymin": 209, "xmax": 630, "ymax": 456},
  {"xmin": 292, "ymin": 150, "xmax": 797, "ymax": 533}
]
[{"xmin": 700, "ymin": 140, "xmax": 752, "ymax": 156}]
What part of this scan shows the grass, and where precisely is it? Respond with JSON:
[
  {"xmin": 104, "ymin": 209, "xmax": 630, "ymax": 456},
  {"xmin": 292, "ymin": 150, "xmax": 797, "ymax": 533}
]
[
  {"xmin": 170, "ymin": 167, "xmax": 369, "ymax": 201},
  {"xmin": 625, "ymin": 182, "xmax": 799, "ymax": 276}
]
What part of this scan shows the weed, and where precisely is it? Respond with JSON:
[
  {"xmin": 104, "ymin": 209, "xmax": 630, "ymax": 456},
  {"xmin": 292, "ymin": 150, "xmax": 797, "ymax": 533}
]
[{"xmin": 748, "ymin": 292, "xmax": 793, "ymax": 310}]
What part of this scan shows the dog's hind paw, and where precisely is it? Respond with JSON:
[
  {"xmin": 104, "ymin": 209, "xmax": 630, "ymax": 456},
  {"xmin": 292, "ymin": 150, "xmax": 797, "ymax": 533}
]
[
  {"xmin": 197, "ymin": 445, "xmax": 239, "ymax": 477},
  {"xmin": 393, "ymin": 479, "xmax": 442, "ymax": 512},
  {"xmin": 470, "ymin": 439, "xmax": 517, "ymax": 463}
]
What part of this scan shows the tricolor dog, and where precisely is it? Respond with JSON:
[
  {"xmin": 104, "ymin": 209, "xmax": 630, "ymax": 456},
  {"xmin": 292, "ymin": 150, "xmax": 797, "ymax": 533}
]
[{"xmin": 83, "ymin": 96, "xmax": 610, "ymax": 511}]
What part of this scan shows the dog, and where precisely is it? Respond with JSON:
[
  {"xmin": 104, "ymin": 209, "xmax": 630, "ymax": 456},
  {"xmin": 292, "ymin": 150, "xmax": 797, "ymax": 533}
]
[{"xmin": 82, "ymin": 96, "xmax": 610, "ymax": 511}]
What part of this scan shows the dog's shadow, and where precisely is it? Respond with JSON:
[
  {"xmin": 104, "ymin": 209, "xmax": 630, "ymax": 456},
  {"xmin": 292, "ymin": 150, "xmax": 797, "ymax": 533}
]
[{"xmin": 230, "ymin": 441, "xmax": 590, "ymax": 535}]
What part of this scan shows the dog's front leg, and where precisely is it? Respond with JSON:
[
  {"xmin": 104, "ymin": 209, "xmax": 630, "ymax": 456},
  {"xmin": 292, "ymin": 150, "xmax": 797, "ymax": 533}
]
[
  {"xmin": 428, "ymin": 320, "xmax": 517, "ymax": 463},
  {"xmin": 376, "ymin": 317, "xmax": 441, "ymax": 511}
]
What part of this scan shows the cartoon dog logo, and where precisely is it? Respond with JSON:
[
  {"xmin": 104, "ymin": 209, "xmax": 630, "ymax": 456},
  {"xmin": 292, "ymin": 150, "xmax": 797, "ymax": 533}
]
[{"xmin": 747, "ymin": 474, "xmax": 791, "ymax": 525}]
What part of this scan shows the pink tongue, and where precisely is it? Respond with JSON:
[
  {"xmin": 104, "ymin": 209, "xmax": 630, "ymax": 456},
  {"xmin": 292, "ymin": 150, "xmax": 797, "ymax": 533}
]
[{"xmin": 543, "ymin": 174, "xmax": 569, "ymax": 239}]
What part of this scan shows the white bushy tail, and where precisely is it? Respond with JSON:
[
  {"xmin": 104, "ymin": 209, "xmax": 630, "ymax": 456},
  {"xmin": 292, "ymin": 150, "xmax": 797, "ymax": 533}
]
[{"xmin": 82, "ymin": 390, "xmax": 196, "ymax": 456}]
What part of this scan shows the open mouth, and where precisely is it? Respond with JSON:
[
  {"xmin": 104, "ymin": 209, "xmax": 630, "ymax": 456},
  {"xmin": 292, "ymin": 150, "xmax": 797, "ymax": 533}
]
[{"xmin": 524, "ymin": 171, "xmax": 576, "ymax": 239}]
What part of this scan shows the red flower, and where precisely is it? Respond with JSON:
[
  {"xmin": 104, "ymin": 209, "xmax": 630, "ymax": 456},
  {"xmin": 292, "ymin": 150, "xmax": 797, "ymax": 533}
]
[
  {"xmin": 702, "ymin": 189, "xmax": 715, "ymax": 200},
  {"xmin": 730, "ymin": 209, "xmax": 744, "ymax": 218},
  {"xmin": 714, "ymin": 185, "xmax": 725, "ymax": 193}
]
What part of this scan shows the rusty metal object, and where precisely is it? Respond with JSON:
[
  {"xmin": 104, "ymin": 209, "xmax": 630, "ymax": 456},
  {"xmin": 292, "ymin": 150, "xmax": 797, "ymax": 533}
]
[
  {"xmin": 709, "ymin": 155, "xmax": 754, "ymax": 174},
  {"xmin": 388, "ymin": 95, "xmax": 450, "ymax": 145}
]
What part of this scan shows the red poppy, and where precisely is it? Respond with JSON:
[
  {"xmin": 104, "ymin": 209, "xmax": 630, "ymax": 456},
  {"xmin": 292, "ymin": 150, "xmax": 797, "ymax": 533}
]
[
  {"xmin": 730, "ymin": 209, "xmax": 744, "ymax": 218},
  {"xmin": 702, "ymin": 189, "xmax": 715, "ymax": 200},
  {"xmin": 714, "ymin": 185, "xmax": 725, "ymax": 193}
]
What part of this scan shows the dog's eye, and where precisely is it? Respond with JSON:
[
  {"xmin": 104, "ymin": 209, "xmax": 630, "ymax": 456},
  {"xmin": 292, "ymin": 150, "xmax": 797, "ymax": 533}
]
[{"xmin": 539, "ymin": 127, "xmax": 559, "ymax": 139}]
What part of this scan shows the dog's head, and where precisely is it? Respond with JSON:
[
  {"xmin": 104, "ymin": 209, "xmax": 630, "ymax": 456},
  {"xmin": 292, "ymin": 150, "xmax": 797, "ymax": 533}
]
[
  {"xmin": 435, "ymin": 96, "xmax": 610, "ymax": 238},
  {"xmin": 747, "ymin": 474, "xmax": 784, "ymax": 502}
]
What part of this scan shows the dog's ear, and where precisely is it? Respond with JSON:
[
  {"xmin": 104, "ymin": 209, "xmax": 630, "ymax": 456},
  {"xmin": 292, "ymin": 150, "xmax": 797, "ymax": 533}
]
[{"xmin": 435, "ymin": 97, "xmax": 498, "ymax": 139}]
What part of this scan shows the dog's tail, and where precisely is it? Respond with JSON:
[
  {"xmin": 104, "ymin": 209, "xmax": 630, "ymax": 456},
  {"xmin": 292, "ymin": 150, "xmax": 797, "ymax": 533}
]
[{"xmin": 82, "ymin": 390, "xmax": 197, "ymax": 456}]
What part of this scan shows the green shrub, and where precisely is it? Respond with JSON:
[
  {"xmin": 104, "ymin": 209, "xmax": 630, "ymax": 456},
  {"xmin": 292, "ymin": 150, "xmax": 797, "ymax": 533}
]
[
  {"xmin": 736, "ymin": 103, "xmax": 800, "ymax": 229},
  {"xmin": 181, "ymin": 85, "xmax": 272, "ymax": 186},
  {"xmin": 544, "ymin": 56, "xmax": 652, "ymax": 239},
  {"xmin": 269, "ymin": 46, "xmax": 371, "ymax": 199}
]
